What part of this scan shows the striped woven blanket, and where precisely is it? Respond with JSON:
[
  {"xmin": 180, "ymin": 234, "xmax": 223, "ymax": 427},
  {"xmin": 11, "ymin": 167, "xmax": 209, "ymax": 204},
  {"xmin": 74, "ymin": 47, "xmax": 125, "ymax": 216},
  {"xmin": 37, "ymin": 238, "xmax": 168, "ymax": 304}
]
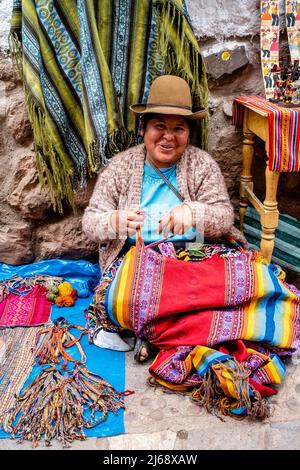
[
  {"xmin": 98, "ymin": 234, "xmax": 300, "ymax": 418},
  {"xmin": 10, "ymin": 0, "xmax": 208, "ymax": 212},
  {"xmin": 243, "ymin": 206, "xmax": 300, "ymax": 275},
  {"xmin": 232, "ymin": 95, "xmax": 300, "ymax": 172}
]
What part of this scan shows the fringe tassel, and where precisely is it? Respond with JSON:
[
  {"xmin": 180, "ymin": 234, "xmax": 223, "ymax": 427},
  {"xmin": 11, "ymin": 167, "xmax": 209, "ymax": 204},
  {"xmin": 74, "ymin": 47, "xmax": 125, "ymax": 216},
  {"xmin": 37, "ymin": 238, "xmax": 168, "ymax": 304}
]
[
  {"xmin": 83, "ymin": 126, "xmax": 137, "ymax": 179},
  {"xmin": 22, "ymin": 94, "xmax": 75, "ymax": 213},
  {"xmin": 191, "ymin": 361, "xmax": 272, "ymax": 420},
  {"xmin": 105, "ymin": 129, "xmax": 137, "ymax": 163},
  {"xmin": 34, "ymin": 319, "xmax": 87, "ymax": 368},
  {"xmin": 155, "ymin": 1, "xmax": 208, "ymax": 150},
  {"xmin": 8, "ymin": 32, "xmax": 23, "ymax": 80},
  {"xmin": 271, "ymin": 263, "xmax": 286, "ymax": 280},
  {"xmin": 157, "ymin": 1, "xmax": 208, "ymax": 98},
  {"xmin": 87, "ymin": 140, "xmax": 101, "ymax": 175},
  {"xmin": 4, "ymin": 364, "xmax": 125, "ymax": 448}
]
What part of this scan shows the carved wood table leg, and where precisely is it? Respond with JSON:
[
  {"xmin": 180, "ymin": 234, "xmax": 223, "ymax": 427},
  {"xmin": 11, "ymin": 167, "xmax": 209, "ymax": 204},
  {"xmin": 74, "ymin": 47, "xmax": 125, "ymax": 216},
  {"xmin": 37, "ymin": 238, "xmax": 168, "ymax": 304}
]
[
  {"xmin": 260, "ymin": 165, "xmax": 280, "ymax": 263},
  {"xmin": 240, "ymin": 130, "xmax": 254, "ymax": 232}
]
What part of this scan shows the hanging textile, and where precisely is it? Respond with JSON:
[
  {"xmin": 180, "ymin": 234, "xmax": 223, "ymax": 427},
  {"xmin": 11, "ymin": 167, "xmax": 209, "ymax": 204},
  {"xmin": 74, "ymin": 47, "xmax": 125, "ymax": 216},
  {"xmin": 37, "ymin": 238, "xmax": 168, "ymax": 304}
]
[
  {"xmin": 261, "ymin": 1, "xmax": 300, "ymax": 100},
  {"xmin": 232, "ymin": 95, "xmax": 300, "ymax": 172},
  {"xmin": 9, "ymin": 0, "xmax": 208, "ymax": 212},
  {"xmin": 260, "ymin": 0, "xmax": 280, "ymax": 100},
  {"xmin": 0, "ymin": 326, "xmax": 47, "ymax": 424},
  {"xmin": 95, "ymin": 232, "xmax": 300, "ymax": 418},
  {"xmin": 286, "ymin": 0, "xmax": 300, "ymax": 63}
]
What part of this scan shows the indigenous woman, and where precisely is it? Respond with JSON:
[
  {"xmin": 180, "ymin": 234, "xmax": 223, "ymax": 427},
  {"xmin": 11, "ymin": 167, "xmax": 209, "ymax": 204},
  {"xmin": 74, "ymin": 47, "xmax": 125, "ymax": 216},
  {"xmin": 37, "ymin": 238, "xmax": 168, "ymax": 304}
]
[
  {"xmin": 83, "ymin": 75, "xmax": 300, "ymax": 418},
  {"xmin": 83, "ymin": 75, "xmax": 242, "ymax": 358}
]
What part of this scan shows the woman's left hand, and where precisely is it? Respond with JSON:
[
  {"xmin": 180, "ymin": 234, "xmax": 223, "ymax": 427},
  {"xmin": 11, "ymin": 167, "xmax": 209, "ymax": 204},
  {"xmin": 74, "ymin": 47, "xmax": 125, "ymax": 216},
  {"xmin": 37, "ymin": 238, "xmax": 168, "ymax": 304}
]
[{"xmin": 158, "ymin": 204, "xmax": 194, "ymax": 238}]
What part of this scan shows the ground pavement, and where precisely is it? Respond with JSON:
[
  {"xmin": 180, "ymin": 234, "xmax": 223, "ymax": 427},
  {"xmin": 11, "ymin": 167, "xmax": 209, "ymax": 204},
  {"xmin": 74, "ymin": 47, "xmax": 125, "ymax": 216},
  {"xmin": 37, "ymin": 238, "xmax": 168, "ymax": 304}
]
[{"xmin": 1, "ymin": 347, "xmax": 300, "ymax": 451}]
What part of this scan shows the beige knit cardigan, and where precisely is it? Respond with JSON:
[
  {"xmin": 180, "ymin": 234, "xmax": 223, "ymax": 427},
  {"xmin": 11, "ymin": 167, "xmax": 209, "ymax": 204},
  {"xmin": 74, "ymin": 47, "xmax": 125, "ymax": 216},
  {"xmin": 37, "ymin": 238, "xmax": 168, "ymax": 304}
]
[{"xmin": 82, "ymin": 144, "xmax": 244, "ymax": 272}]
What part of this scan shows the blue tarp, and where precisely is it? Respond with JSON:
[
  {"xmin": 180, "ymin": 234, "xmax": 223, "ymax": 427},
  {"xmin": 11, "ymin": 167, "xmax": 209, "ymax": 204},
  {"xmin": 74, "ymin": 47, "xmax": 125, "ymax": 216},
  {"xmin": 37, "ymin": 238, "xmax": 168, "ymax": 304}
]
[{"xmin": 0, "ymin": 259, "xmax": 125, "ymax": 439}]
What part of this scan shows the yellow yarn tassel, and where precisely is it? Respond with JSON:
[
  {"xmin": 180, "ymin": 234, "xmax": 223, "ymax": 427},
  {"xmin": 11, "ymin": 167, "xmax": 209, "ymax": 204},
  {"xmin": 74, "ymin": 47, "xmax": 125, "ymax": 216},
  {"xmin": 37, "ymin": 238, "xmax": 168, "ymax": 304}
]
[{"xmin": 58, "ymin": 282, "xmax": 74, "ymax": 297}]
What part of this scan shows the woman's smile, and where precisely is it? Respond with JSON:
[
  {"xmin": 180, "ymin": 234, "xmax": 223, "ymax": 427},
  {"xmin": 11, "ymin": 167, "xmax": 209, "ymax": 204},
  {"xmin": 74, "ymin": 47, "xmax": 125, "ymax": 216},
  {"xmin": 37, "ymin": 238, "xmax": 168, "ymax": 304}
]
[{"xmin": 158, "ymin": 143, "xmax": 175, "ymax": 151}]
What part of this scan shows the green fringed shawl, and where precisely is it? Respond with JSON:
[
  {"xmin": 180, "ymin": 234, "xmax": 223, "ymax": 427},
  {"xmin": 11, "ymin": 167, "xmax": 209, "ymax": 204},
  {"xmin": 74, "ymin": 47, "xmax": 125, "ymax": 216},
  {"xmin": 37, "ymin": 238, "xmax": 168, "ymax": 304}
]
[{"xmin": 9, "ymin": 0, "xmax": 208, "ymax": 212}]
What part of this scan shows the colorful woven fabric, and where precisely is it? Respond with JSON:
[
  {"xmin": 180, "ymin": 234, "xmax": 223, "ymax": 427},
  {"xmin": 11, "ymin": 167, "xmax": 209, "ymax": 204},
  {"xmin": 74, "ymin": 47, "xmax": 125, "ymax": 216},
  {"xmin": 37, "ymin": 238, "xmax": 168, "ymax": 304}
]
[
  {"xmin": 260, "ymin": 0, "xmax": 280, "ymax": 100},
  {"xmin": 260, "ymin": 1, "xmax": 300, "ymax": 100},
  {"xmin": 0, "ymin": 284, "xmax": 52, "ymax": 328},
  {"xmin": 9, "ymin": 0, "xmax": 208, "ymax": 212},
  {"xmin": 285, "ymin": 0, "xmax": 300, "ymax": 63},
  {"xmin": 0, "ymin": 326, "xmax": 47, "ymax": 424},
  {"xmin": 100, "ymin": 234, "xmax": 300, "ymax": 417},
  {"xmin": 232, "ymin": 95, "xmax": 300, "ymax": 172}
]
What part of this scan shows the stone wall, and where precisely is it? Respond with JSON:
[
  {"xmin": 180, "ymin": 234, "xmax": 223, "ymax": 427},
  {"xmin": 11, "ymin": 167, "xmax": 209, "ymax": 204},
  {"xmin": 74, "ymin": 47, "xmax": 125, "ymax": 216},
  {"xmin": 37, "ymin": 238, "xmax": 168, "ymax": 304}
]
[{"xmin": 0, "ymin": 0, "xmax": 299, "ymax": 281}]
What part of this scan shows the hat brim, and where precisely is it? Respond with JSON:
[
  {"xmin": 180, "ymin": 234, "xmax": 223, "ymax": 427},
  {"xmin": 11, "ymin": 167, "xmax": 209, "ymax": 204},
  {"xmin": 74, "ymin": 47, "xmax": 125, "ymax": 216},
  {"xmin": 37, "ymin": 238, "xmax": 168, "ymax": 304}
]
[{"xmin": 129, "ymin": 104, "xmax": 207, "ymax": 120}]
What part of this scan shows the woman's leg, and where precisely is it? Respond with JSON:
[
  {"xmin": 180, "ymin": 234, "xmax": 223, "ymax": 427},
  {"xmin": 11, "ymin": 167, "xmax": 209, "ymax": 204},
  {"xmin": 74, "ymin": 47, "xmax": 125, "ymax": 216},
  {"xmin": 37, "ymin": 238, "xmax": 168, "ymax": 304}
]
[{"xmin": 89, "ymin": 253, "xmax": 133, "ymax": 351}]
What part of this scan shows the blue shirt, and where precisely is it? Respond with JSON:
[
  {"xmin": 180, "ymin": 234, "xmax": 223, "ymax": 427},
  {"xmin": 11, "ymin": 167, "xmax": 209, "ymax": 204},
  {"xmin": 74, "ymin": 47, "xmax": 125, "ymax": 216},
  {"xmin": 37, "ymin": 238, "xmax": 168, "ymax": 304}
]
[{"xmin": 127, "ymin": 162, "xmax": 196, "ymax": 245}]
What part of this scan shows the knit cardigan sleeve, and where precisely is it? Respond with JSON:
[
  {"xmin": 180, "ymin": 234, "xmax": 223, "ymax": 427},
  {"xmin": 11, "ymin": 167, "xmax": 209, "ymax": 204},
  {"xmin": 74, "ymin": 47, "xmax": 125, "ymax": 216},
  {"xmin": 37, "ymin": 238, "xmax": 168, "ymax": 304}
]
[
  {"xmin": 183, "ymin": 149, "xmax": 234, "ymax": 239},
  {"xmin": 82, "ymin": 157, "xmax": 122, "ymax": 244}
]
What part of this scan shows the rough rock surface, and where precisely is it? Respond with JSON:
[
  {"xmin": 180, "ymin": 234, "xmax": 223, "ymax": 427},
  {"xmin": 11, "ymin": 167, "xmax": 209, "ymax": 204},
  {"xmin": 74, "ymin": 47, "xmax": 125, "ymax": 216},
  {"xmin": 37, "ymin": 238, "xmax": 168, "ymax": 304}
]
[
  {"xmin": 6, "ymin": 94, "xmax": 32, "ymax": 144},
  {"xmin": 35, "ymin": 214, "xmax": 98, "ymax": 261},
  {"xmin": 7, "ymin": 153, "xmax": 53, "ymax": 220},
  {"xmin": 186, "ymin": 0, "xmax": 260, "ymax": 39},
  {"xmin": 0, "ymin": 213, "xmax": 33, "ymax": 264},
  {"xmin": 0, "ymin": 0, "xmax": 13, "ymax": 52},
  {"xmin": 204, "ymin": 44, "xmax": 249, "ymax": 80},
  {"xmin": 74, "ymin": 177, "xmax": 98, "ymax": 209}
]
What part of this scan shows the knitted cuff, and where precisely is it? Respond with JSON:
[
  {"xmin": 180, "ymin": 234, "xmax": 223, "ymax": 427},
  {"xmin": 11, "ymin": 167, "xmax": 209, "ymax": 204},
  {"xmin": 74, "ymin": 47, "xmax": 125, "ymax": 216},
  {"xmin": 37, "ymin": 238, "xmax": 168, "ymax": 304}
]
[{"xmin": 96, "ymin": 211, "xmax": 118, "ymax": 241}]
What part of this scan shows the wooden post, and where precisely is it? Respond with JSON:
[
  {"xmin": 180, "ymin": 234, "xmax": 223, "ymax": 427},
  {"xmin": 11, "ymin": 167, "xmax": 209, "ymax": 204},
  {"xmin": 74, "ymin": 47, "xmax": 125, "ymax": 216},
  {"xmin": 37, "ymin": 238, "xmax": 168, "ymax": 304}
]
[
  {"xmin": 240, "ymin": 117, "xmax": 255, "ymax": 232},
  {"xmin": 260, "ymin": 164, "xmax": 280, "ymax": 263}
]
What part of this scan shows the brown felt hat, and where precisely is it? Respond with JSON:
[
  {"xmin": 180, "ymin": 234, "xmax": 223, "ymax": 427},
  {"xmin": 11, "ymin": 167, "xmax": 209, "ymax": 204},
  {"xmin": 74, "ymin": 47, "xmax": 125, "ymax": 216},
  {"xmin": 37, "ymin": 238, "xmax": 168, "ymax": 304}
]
[{"xmin": 130, "ymin": 75, "xmax": 207, "ymax": 120}]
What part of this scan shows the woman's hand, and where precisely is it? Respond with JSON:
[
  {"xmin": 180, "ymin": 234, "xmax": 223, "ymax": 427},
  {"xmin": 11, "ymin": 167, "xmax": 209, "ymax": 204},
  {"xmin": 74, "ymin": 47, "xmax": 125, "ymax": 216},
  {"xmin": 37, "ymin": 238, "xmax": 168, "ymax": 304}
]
[
  {"xmin": 110, "ymin": 210, "xmax": 145, "ymax": 237},
  {"xmin": 158, "ymin": 204, "xmax": 193, "ymax": 238}
]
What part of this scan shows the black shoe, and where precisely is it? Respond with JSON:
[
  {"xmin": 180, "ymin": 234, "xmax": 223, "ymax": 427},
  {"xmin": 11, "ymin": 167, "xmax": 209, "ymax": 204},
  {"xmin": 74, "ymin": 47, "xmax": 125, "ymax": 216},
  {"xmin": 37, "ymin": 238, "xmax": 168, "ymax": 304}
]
[{"xmin": 133, "ymin": 337, "xmax": 157, "ymax": 363}]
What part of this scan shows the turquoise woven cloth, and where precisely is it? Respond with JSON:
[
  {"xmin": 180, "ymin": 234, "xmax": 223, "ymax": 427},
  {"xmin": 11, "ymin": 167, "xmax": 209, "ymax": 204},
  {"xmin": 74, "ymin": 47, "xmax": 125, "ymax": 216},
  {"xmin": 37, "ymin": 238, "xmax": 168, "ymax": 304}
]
[{"xmin": 243, "ymin": 207, "xmax": 300, "ymax": 274}]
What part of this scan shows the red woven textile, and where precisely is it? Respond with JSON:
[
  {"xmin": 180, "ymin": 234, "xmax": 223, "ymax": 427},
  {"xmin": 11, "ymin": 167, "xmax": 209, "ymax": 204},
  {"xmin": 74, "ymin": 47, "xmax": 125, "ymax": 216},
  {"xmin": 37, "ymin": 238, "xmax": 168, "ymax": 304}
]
[
  {"xmin": 0, "ymin": 284, "xmax": 51, "ymax": 328},
  {"xmin": 232, "ymin": 95, "xmax": 300, "ymax": 172}
]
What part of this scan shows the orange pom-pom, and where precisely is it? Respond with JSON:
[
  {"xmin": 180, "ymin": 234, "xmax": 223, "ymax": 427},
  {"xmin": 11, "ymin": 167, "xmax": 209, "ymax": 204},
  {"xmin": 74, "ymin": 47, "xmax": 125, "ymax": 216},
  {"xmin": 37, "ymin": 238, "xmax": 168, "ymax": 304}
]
[
  {"xmin": 63, "ymin": 296, "xmax": 75, "ymax": 307},
  {"xmin": 55, "ymin": 294, "xmax": 75, "ymax": 307},
  {"xmin": 55, "ymin": 295, "xmax": 65, "ymax": 307}
]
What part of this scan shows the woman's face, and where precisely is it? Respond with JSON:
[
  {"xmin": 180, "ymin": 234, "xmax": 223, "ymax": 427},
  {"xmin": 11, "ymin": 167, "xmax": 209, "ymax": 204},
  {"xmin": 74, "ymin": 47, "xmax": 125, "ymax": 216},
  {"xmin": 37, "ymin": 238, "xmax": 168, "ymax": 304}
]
[{"xmin": 142, "ymin": 114, "xmax": 190, "ymax": 168}]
